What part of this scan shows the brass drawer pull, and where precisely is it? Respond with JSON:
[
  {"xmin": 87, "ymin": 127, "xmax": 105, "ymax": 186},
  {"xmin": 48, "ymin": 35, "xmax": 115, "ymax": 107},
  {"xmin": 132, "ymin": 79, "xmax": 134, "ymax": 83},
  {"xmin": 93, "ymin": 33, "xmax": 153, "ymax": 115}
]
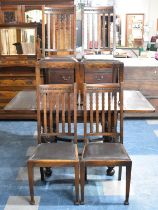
[
  {"xmin": 62, "ymin": 75, "xmax": 71, "ymax": 81},
  {"xmin": 95, "ymin": 75, "xmax": 104, "ymax": 81}
]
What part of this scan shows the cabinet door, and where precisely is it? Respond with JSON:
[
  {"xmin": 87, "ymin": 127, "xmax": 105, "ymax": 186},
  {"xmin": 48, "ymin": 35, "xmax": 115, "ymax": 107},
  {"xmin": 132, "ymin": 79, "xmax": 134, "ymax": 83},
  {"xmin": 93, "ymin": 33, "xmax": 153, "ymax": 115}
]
[{"xmin": 0, "ymin": 6, "xmax": 25, "ymax": 23}]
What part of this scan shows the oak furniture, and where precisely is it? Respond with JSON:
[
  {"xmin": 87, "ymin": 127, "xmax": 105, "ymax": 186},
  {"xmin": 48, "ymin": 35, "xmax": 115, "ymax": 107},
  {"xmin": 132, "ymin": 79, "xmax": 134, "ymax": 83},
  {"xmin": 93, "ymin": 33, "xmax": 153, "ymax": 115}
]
[
  {"xmin": 80, "ymin": 83, "xmax": 132, "ymax": 205},
  {"xmin": 82, "ymin": 6, "xmax": 114, "ymax": 54},
  {"xmin": 42, "ymin": 5, "xmax": 76, "ymax": 57},
  {"xmin": 4, "ymin": 90, "xmax": 155, "ymax": 116},
  {"xmin": 0, "ymin": 23, "xmax": 40, "ymax": 119},
  {"xmin": 27, "ymin": 83, "xmax": 79, "ymax": 205}
]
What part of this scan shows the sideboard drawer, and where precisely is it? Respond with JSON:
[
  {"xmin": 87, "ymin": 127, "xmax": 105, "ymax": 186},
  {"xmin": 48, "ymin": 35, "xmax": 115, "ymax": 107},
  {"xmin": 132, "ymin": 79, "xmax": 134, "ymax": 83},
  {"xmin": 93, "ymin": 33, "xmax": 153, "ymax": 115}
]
[
  {"xmin": 85, "ymin": 70, "xmax": 113, "ymax": 84},
  {"xmin": 45, "ymin": 69, "xmax": 74, "ymax": 84}
]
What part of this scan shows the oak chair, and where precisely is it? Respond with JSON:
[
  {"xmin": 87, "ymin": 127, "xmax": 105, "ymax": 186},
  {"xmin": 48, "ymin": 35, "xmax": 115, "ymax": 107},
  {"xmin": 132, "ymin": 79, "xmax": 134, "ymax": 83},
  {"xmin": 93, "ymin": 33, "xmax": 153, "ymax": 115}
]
[
  {"xmin": 80, "ymin": 83, "xmax": 132, "ymax": 205},
  {"xmin": 27, "ymin": 83, "xmax": 79, "ymax": 205},
  {"xmin": 42, "ymin": 5, "xmax": 76, "ymax": 57}
]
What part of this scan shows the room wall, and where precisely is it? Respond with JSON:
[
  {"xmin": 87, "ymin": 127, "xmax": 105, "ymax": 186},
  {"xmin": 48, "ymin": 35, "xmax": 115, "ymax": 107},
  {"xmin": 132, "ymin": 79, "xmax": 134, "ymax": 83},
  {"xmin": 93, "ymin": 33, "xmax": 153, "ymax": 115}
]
[
  {"xmin": 115, "ymin": 0, "xmax": 158, "ymax": 46},
  {"xmin": 78, "ymin": 0, "xmax": 158, "ymax": 47}
]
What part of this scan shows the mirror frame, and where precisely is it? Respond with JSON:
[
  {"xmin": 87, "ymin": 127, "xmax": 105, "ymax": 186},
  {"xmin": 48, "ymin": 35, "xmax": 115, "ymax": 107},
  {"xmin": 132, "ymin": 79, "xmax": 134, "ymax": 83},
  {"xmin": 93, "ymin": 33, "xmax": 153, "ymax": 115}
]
[{"xmin": 0, "ymin": 23, "xmax": 38, "ymax": 59}]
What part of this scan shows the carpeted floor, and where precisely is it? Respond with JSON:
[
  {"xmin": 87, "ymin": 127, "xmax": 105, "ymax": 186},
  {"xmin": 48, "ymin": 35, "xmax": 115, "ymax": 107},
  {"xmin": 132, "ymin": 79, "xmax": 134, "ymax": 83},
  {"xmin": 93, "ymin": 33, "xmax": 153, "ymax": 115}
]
[{"xmin": 0, "ymin": 119, "xmax": 158, "ymax": 210}]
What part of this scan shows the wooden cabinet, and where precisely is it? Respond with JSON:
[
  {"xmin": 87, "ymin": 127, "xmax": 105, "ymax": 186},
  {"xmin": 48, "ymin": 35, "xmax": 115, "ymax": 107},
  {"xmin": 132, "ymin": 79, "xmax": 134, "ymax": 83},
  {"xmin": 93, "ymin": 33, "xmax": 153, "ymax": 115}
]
[
  {"xmin": 37, "ymin": 57, "xmax": 78, "ymax": 86},
  {"xmin": 0, "ymin": 59, "xmax": 37, "ymax": 119},
  {"xmin": 0, "ymin": 23, "xmax": 39, "ymax": 119},
  {"xmin": 81, "ymin": 60, "xmax": 124, "ymax": 84},
  {"xmin": 124, "ymin": 61, "xmax": 158, "ymax": 117}
]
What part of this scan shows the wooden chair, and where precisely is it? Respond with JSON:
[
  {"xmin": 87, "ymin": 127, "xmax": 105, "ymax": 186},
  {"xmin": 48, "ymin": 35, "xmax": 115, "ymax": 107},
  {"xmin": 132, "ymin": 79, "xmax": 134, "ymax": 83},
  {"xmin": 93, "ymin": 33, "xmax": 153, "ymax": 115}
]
[
  {"xmin": 42, "ymin": 5, "xmax": 76, "ymax": 57},
  {"xmin": 80, "ymin": 83, "xmax": 132, "ymax": 205},
  {"xmin": 82, "ymin": 6, "xmax": 114, "ymax": 54},
  {"xmin": 27, "ymin": 83, "xmax": 79, "ymax": 205}
]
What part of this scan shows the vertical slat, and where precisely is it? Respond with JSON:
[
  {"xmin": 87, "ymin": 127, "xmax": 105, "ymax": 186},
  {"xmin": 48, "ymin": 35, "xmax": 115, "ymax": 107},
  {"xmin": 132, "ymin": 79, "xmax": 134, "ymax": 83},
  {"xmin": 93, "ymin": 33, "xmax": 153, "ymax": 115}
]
[
  {"xmin": 58, "ymin": 14, "xmax": 60, "ymax": 50},
  {"xmin": 102, "ymin": 13, "xmax": 105, "ymax": 48},
  {"xmin": 69, "ymin": 14, "xmax": 72, "ymax": 49},
  {"xmin": 42, "ymin": 5, "xmax": 45, "ymax": 57},
  {"xmin": 102, "ymin": 92, "xmax": 105, "ymax": 132},
  {"xmin": 56, "ymin": 93, "xmax": 59, "ymax": 133},
  {"xmin": 87, "ymin": 14, "xmax": 90, "ymax": 49},
  {"xmin": 73, "ymin": 6, "xmax": 76, "ymax": 51},
  {"xmin": 43, "ymin": 92, "xmax": 47, "ymax": 133},
  {"xmin": 108, "ymin": 92, "xmax": 111, "ymax": 132},
  {"xmin": 47, "ymin": 13, "xmax": 50, "ymax": 54},
  {"xmin": 49, "ymin": 92, "xmax": 53, "ymax": 133},
  {"xmin": 82, "ymin": 8, "xmax": 85, "ymax": 51},
  {"xmin": 96, "ymin": 92, "xmax": 99, "ymax": 133},
  {"xmin": 68, "ymin": 92, "xmax": 71, "ymax": 135},
  {"xmin": 52, "ymin": 14, "xmax": 56, "ymax": 49},
  {"xmin": 97, "ymin": 14, "xmax": 101, "ymax": 49},
  {"xmin": 108, "ymin": 13, "xmax": 110, "ymax": 48},
  {"xmin": 92, "ymin": 13, "xmax": 95, "ymax": 49},
  {"xmin": 90, "ymin": 93, "xmax": 93, "ymax": 133},
  {"xmin": 64, "ymin": 14, "xmax": 67, "ymax": 49},
  {"xmin": 114, "ymin": 91, "xmax": 117, "ymax": 139},
  {"xmin": 62, "ymin": 92, "xmax": 65, "ymax": 134}
]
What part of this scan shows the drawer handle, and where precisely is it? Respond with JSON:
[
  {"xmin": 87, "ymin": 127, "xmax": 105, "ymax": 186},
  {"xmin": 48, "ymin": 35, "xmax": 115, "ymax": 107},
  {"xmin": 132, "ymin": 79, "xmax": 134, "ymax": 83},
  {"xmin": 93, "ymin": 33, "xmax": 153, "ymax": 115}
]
[
  {"xmin": 96, "ymin": 75, "xmax": 104, "ymax": 81},
  {"xmin": 62, "ymin": 75, "xmax": 71, "ymax": 81}
]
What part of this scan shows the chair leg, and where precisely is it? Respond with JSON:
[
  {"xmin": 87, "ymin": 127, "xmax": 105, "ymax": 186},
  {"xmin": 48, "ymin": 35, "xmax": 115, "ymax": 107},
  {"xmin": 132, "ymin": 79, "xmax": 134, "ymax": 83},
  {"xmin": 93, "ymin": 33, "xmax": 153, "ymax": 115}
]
[
  {"xmin": 40, "ymin": 167, "xmax": 45, "ymax": 181},
  {"xmin": 124, "ymin": 163, "xmax": 132, "ymax": 205},
  {"xmin": 74, "ymin": 163, "xmax": 79, "ymax": 205},
  {"xmin": 85, "ymin": 166, "xmax": 87, "ymax": 182},
  {"xmin": 27, "ymin": 161, "xmax": 35, "ymax": 205},
  {"xmin": 80, "ymin": 161, "xmax": 85, "ymax": 205},
  {"xmin": 118, "ymin": 166, "xmax": 122, "ymax": 181}
]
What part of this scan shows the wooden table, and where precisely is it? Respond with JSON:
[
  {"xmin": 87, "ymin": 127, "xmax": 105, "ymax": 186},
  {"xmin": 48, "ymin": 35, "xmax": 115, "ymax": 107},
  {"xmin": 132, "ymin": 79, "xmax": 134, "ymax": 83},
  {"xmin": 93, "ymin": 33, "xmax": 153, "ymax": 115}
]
[
  {"xmin": 4, "ymin": 90, "xmax": 155, "ymax": 115},
  {"xmin": 4, "ymin": 89, "xmax": 155, "ymax": 176}
]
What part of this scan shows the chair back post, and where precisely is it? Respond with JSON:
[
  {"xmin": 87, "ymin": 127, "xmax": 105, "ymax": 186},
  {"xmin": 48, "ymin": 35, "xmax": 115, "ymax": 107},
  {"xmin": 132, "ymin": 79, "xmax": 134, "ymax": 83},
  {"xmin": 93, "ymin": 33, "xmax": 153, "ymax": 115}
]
[
  {"xmin": 120, "ymin": 82, "xmax": 124, "ymax": 144},
  {"xmin": 73, "ymin": 83, "xmax": 78, "ymax": 144},
  {"xmin": 37, "ymin": 84, "xmax": 42, "ymax": 144},
  {"xmin": 83, "ymin": 83, "xmax": 88, "ymax": 144}
]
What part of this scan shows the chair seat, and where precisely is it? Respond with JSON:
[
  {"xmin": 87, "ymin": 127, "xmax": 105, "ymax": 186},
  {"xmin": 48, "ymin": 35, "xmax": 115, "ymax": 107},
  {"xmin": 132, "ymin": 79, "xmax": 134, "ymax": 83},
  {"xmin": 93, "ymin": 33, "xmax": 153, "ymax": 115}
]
[
  {"xmin": 30, "ymin": 143, "xmax": 77, "ymax": 161},
  {"xmin": 82, "ymin": 142, "xmax": 131, "ymax": 161}
]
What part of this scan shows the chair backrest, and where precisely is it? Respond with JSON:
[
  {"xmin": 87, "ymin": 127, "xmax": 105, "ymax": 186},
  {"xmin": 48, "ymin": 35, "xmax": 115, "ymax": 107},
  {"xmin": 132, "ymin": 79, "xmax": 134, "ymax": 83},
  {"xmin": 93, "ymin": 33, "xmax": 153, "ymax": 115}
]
[
  {"xmin": 82, "ymin": 6, "xmax": 113, "ymax": 54},
  {"xmin": 83, "ymin": 83, "xmax": 123, "ymax": 143},
  {"xmin": 42, "ymin": 5, "xmax": 76, "ymax": 56},
  {"xmin": 82, "ymin": 60, "xmax": 124, "ymax": 84},
  {"xmin": 37, "ymin": 83, "xmax": 77, "ymax": 144}
]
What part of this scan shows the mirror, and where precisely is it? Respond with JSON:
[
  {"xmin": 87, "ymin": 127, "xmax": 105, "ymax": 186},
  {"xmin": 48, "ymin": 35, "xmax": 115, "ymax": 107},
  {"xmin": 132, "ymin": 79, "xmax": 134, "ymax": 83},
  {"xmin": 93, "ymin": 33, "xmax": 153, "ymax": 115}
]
[
  {"xmin": 0, "ymin": 26, "xmax": 36, "ymax": 55},
  {"xmin": 126, "ymin": 14, "xmax": 144, "ymax": 47}
]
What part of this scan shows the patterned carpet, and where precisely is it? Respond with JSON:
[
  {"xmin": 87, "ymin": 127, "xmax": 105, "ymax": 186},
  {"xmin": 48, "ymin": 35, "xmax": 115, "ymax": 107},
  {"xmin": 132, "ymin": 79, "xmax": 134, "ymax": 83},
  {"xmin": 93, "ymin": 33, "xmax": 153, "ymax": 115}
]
[{"xmin": 0, "ymin": 119, "xmax": 158, "ymax": 210}]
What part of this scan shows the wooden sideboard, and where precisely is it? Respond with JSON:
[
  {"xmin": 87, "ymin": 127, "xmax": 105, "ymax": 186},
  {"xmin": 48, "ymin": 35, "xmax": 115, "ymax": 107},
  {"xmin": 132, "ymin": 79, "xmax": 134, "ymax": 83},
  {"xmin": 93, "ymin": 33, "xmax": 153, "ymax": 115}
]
[
  {"xmin": 122, "ymin": 58, "xmax": 158, "ymax": 117},
  {"xmin": 0, "ymin": 57, "xmax": 124, "ymax": 119},
  {"xmin": 1, "ymin": 56, "xmax": 158, "ymax": 119},
  {"xmin": 0, "ymin": 58, "xmax": 37, "ymax": 119}
]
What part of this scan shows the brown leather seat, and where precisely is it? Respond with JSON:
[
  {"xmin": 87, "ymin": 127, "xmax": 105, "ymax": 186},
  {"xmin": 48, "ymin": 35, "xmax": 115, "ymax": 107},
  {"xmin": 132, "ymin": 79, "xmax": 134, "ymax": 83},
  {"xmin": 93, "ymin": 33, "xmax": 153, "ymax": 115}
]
[
  {"xmin": 83, "ymin": 143, "xmax": 130, "ymax": 161},
  {"xmin": 30, "ymin": 143, "xmax": 76, "ymax": 160},
  {"xmin": 80, "ymin": 83, "xmax": 132, "ymax": 205}
]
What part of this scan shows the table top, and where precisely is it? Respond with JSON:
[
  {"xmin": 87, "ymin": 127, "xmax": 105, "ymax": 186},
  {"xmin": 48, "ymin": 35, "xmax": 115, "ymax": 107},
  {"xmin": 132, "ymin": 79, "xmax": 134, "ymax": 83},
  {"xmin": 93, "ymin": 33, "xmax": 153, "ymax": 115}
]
[
  {"xmin": 4, "ymin": 90, "xmax": 155, "ymax": 113},
  {"xmin": 84, "ymin": 55, "xmax": 158, "ymax": 67}
]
